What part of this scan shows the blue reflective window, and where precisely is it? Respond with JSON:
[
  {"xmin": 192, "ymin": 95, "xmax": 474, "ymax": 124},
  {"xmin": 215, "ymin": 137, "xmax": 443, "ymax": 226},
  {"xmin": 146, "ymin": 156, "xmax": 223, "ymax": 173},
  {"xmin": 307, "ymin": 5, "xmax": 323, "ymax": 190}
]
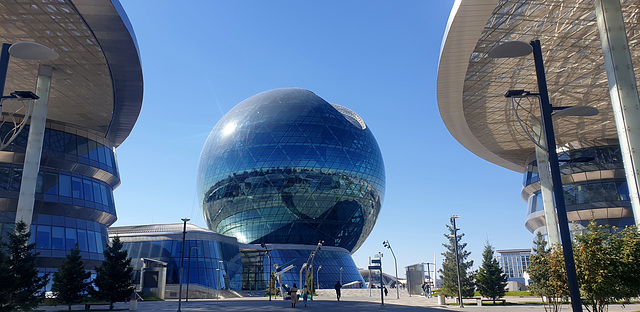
[
  {"xmin": 95, "ymin": 232, "xmax": 104, "ymax": 254},
  {"xmin": 64, "ymin": 132, "xmax": 77, "ymax": 155},
  {"xmin": 97, "ymin": 144, "xmax": 106, "ymax": 164},
  {"xmin": 93, "ymin": 182, "xmax": 102, "ymax": 204},
  {"xmin": 59, "ymin": 174, "xmax": 71, "ymax": 197},
  {"xmin": 66, "ymin": 228, "xmax": 77, "ymax": 249},
  {"xmin": 83, "ymin": 180, "xmax": 93, "ymax": 202},
  {"xmin": 72, "ymin": 177, "xmax": 83, "ymax": 199},
  {"xmin": 87, "ymin": 230, "xmax": 97, "ymax": 253},
  {"xmin": 77, "ymin": 229, "xmax": 88, "ymax": 251},
  {"xmin": 100, "ymin": 185, "xmax": 110, "ymax": 207},
  {"xmin": 51, "ymin": 226, "xmax": 65, "ymax": 250},
  {"xmin": 36, "ymin": 225, "xmax": 51, "ymax": 249},
  {"xmin": 77, "ymin": 136, "xmax": 88, "ymax": 158},
  {"xmin": 88, "ymin": 140, "xmax": 98, "ymax": 161}
]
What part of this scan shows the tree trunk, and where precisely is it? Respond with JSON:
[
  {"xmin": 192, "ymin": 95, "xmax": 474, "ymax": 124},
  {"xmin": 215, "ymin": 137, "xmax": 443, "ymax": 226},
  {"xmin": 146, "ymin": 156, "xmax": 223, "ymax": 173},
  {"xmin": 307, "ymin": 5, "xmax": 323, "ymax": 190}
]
[{"xmin": 110, "ymin": 302, "xmax": 114, "ymax": 310}]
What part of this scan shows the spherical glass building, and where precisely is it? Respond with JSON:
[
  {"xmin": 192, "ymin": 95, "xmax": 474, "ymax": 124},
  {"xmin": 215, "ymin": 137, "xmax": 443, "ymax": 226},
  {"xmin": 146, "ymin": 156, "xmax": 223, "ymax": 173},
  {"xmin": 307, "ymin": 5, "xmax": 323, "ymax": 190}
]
[{"xmin": 197, "ymin": 88, "xmax": 385, "ymax": 253}]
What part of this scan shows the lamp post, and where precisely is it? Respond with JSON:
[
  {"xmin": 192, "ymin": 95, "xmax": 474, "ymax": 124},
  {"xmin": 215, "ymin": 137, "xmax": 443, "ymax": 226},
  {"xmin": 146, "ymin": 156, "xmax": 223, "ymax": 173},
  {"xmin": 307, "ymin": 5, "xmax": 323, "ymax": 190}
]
[
  {"xmin": 316, "ymin": 265, "xmax": 322, "ymax": 290},
  {"xmin": 339, "ymin": 267, "xmax": 343, "ymax": 286},
  {"xmin": 177, "ymin": 218, "xmax": 190, "ymax": 312},
  {"xmin": 185, "ymin": 246, "xmax": 198, "ymax": 302},
  {"xmin": 450, "ymin": 215, "xmax": 463, "ymax": 308},
  {"xmin": 299, "ymin": 262, "xmax": 308, "ymax": 294},
  {"xmin": 261, "ymin": 243, "xmax": 272, "ymax": 301},
  {"xmin": 382, "ymin": 240, "xmax": 399, "ymax": 299},
  {"xmin": 489, "ymin": 40, "xmax": 592, "ymax": 312},
  {"xmin": 218, "ymin": 260, "xmax": 224, "ymax": 299}
]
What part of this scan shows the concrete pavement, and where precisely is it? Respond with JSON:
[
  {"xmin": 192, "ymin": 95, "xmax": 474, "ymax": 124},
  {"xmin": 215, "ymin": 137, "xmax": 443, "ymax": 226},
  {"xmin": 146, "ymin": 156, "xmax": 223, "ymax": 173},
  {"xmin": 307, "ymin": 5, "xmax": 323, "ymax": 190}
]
[{"xmin": 38, "ymin": 289, "xmax": 640, "ymax": 312}]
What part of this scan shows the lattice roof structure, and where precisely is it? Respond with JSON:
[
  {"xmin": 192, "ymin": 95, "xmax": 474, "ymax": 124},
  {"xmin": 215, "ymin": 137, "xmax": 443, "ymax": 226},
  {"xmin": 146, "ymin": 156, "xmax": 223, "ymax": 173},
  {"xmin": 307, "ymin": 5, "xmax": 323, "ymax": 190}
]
[
  {"xmin": 437, "ymin": 0, "xmax": 640, "ymax": 172},
  {"xmin": 0, "ymin": 0, "xmax": 143, "ymax": 147}
]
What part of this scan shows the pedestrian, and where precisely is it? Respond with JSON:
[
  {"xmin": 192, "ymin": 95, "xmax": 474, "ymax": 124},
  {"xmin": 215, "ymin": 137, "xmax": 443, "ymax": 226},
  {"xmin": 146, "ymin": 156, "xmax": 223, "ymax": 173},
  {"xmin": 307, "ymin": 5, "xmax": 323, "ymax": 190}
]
[
  {"xmin": 384, "ymin": 286, "xmax": 388, "ymax": 296},
  {"xmin": 302, "ymin": 285, "xmax": 308, "ymax": 307},
  {"xmin": 290, "ymin": 283, "xmax": 299, "ymax": 307},
  {"xmin": 334, "ymin": 281, "xmax": 342, "ymax": 301}
]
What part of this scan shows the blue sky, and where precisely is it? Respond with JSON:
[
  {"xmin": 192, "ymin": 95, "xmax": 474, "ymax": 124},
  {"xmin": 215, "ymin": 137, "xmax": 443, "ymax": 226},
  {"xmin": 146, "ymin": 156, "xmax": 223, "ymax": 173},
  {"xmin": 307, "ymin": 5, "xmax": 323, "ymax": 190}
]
[{"xmin": 113, "ymin": 0, "xmax": 532, "ymax": 276}]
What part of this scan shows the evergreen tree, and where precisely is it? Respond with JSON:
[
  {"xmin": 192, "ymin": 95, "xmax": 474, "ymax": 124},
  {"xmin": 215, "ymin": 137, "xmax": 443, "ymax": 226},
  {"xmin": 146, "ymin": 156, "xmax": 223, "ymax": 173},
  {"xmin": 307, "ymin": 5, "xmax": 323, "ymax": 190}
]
[
  {"xmin": 476, "ymin": 241, "xmax": 507, "ymax": 303},
  {"xmin": 0, "ymin": 221, "xmax": 49, "ymax": 311},
  {"xmin": 92, "ymin": 236, "xmax": 134, "ymax": 310},
  {"xmin": 52, "ymin": 243, "xmax": 92, "ymax": 310},
  {"xmin": 438, "ymin": 219, "xmax": 475, "ymax": 298}
]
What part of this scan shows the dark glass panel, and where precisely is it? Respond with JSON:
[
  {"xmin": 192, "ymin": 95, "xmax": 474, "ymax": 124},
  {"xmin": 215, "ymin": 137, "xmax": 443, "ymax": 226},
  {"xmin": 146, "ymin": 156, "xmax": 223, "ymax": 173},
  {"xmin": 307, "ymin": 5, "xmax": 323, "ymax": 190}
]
[
  {"xmin": 36, "ymin": 225, "xmax": 51, "ymax": 249},
  {"xmin": 77, "ymin": 229, "xmax": 88, "ymax": 251},
  {"xmin": 64, "ymin": 132, "xmax": 77, "ymax": 155},
  {"xmin": 93, "ymin": 182, "xmax": 102, "ymax": 204},
  {"xmin": 43, "ymin": 172, "xmax": 58, "ymax": 195},
  {"xmin": 83, "ymin": 180, "xmax": 93, "ymax": 202},
  {"xmin": 59, "ymin": 174, "xmax": 71, "ymax": 197},
  {"xmin": 72, "ymin": 177, "xmax": 83, "ymax": 199},
  {"xmin": 51, "ymin": 226, "xmax": 65, "ymax": 250},
  {"xmin": 66, "ymin": 228, "xmax": 77, "ymax": 249},
  {"xmin": 77, "ymin": 136, "xmax": 88, "ymax": 158},
  {"xmin": 88, "ymin": 140, "xmax": 98, "ymax": 161},
  {"xmin": 0, "ymin": 167, "xmax": 9, "ymax": 190}
]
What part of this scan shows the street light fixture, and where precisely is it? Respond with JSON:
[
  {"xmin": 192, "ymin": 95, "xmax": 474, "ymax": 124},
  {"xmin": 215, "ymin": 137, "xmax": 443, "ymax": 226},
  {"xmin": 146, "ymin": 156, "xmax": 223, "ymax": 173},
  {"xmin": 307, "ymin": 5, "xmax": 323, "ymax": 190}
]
[
  {"xmin": 382, "ymin": 240, "xmax": 399, "ymax": 299},
  {"xmin": 185, "ymin": 246, "xmax": 198, "ymax": 302},
  {"xmin": 177, "ymin": 218, "xmax": 190, "ymax": 312},
  {"xmin": 0, "ymin": 41, "xmax": 57, "ymax": 151},
  {"xmin": 218, "ymin": 260, "xmax": 224, "ymax": 299},
  {"xmin": 316, "ymin": 265, "xmax": 322, "ymax": 290},
  {"xmin": 260, "ymin": 243, "xmax": 272, "ymax": 301},
  {"xmin": 489, "ymin": 39, "xmax": 587, "ymax": 312},
  {"xmin": 450, "ymin": 215, "xmax": 463, "ymax": 308}
]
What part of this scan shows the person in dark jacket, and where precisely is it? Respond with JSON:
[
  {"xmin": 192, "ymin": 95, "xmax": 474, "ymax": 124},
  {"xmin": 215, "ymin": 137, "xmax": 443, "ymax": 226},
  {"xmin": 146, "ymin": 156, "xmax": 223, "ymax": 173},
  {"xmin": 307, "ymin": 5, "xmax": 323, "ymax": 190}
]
[{"xmin": 334, "ymin": 281, "xmax": 342, "ymax": 301}]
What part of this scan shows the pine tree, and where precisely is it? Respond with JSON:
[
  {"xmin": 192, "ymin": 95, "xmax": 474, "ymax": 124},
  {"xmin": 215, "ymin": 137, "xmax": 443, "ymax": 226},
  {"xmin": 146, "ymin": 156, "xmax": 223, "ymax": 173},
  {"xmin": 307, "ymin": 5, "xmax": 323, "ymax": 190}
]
[
  {"xmin": 92, "ymin": 236, "xmax": 134, "ymax": 310},
  {"xmin": 438, "ymin": 219, "xmax": 475, "ymax": 298},
  {"xmin": 0, "ymin": 221, "xmax": 49, "ymax": 311},
  {"xmin": 52, "ymin": 243, "xmax": 92, "ymax": 310},
  {"xmin": 476, "ymin": 241, "xmax": 507, "ymax": 303}
]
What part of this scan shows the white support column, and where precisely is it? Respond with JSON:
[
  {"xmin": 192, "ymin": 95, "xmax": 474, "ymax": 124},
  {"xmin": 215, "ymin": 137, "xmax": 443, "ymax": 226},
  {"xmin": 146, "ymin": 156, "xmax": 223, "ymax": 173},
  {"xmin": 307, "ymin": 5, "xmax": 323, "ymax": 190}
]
[
  {"xmin": 532, "ymin": 124, "xmax": 560, "ymax": 245},
  {"xmin": 14, "ymin": 65, "xmax": 52, "ymax": 228},
  {"xmin": 533, "ymin": 135, "xmax": 561, "ymax": 245},
  {"xmin": 595, "ymin": 0, "xmax": 640, "ymax": 227}
]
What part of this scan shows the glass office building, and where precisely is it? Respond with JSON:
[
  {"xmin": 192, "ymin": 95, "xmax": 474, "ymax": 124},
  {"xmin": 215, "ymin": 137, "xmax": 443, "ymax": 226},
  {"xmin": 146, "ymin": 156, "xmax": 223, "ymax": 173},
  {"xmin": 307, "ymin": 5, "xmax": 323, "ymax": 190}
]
[
  {"xmin": 0, "ymin": 0, "xmax": 143, "ymax": 286},
  {"xmin": 522, "ymin": 143, "xmax": 634, "ymax": 237},
  {"xmin": 109, "ymin": 224, "xmax": 243, "ymax": 294},
  {"xmin": 197, "ymin": 88, "xmax": 383, "ymax": 289}
]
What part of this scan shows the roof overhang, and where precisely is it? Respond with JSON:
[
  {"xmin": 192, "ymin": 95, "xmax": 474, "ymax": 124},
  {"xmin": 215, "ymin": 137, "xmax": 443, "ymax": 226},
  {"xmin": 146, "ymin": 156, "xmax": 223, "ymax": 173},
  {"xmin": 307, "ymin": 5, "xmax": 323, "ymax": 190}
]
[
  {"xmin": 0, "ymin": 0, "xmax": 143, "ymax": 147},
  {"xmin": 437, "ymin": 0, "xmax": 639, "ymax": 172}
]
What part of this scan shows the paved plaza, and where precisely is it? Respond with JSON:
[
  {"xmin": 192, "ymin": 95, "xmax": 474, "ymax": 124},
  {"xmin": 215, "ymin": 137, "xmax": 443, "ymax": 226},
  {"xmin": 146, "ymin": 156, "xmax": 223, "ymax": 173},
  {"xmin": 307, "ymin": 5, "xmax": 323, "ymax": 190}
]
[{"xmin": 38, "ymin": 289, "xmax": 640, "ymax": 312}]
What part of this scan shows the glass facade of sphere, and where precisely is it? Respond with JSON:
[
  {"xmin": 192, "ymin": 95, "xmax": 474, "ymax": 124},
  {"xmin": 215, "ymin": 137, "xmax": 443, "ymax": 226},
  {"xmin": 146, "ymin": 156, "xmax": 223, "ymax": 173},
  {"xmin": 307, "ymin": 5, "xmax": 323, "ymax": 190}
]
[{"xmin": 197, "ymin": 88, "xmax": 385, "ymax": 252}]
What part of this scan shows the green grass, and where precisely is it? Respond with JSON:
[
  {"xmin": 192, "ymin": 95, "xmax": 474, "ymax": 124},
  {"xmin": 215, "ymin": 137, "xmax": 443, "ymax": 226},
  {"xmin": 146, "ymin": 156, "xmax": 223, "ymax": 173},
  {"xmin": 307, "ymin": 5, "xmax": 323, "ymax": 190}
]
[
  {"xmin": 137, "ymin": 291, "xmax": 163, "ymax": 301},
  {"xmin": 472, "ymin": 290, "xmax": 533, "ymax": 297}
]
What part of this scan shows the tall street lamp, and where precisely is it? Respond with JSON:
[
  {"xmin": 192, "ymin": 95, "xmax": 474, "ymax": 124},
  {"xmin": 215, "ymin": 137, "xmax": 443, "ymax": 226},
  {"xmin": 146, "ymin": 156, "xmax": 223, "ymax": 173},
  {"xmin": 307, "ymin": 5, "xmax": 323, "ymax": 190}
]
[
  {"xmin": 261, "ymin": 243, "xmax": 272, "ymax": 301},
  {"xmin": 339, "ymin": 267, "xmax": 343, "ymax": 286},
  {"xmin": 450, "ymin": 215, "xmax": 463, "ymax": 308},
  {"xmin": 185, "ymin": 246, "xmax": 198, "ymax": 302},
  {"xmin": 217, "ymin": 260, "xmax": 224, "ymax": 299},
  {"xmin": 177, "ymin": 218, "xmax": 190, "ymax": 312},
  {"xmin": 382, "ymin": 240, "xmax": 399, "ymax": 299},
  {"xmin": 316, "ymin": 265, "xmax": 322, "ymax": 290},
  {"xmin": 489, "ymin": 40, "xmax": 596, "ymax": 312}
]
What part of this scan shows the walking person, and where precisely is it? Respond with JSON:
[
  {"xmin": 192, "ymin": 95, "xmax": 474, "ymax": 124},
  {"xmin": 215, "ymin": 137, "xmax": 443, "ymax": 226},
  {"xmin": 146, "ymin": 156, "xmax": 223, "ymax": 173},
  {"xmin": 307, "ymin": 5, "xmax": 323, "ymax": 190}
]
[
  {"xmin": 302, "ymin": 285, "xmax": 309, "ymax": 307},
  {"xmin": 384, "ymin": 286, "xmax": 388, "ymax": 296},
  {"xmin": 290, "ymin": 283, "xmax": 299, "ymax": 307},
  {"xmin": 334, "ymin": 281, "xmax": 342, "ymax": 301}
]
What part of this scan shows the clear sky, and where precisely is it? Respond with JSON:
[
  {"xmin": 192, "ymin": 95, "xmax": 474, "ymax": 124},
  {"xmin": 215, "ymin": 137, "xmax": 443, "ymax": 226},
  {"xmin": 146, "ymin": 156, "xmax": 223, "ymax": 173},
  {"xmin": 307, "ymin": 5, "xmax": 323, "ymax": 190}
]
[{"xmin": 113, "ymin": 0, "xmax": 532, "ymax": 277}]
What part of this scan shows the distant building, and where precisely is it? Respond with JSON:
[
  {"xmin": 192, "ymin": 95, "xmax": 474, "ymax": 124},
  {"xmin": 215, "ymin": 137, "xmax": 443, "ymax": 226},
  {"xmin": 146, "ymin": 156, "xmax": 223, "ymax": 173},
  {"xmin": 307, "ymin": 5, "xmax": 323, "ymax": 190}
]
[{"xmin": 496, "ymin": 249, "xmax": 531, "ymax": 290}]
